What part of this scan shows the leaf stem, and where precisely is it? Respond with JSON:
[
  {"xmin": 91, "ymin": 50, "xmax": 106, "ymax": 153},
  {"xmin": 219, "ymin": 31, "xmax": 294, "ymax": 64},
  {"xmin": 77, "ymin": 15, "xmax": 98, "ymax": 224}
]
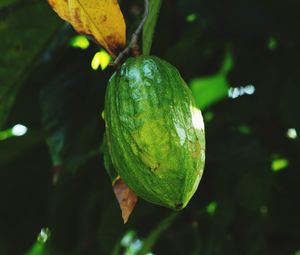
[{"xmin": 113, "ymin": 0, "xmax": 149, "ymax": 68}]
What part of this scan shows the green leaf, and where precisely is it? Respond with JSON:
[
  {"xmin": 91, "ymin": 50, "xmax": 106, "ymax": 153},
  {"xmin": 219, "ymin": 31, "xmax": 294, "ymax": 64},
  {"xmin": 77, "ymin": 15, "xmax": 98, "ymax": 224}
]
[
  {"xmin": 142, "ymin": 0, "xmax": 162, "ymax": 55},
  {"xmin": 0, "ymin": 1, "xmax": 61, "ymax": 129},
  {"xmin": 190, "ymin": 74, "xmax": 229, "ymax": 110},
  {"xmin": 39, "ymin": 48, "xmax": 110, "ymax": 172},
  {"xmin": 190, "ymin": 50, "xmax": 233, "ymax": 110}
]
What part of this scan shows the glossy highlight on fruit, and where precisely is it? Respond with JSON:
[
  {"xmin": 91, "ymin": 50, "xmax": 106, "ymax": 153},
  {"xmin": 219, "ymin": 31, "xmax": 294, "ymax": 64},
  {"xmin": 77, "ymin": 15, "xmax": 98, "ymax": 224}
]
[{"xmin": 105, "ymin": 56, "xmax": 205, "ymax": 210}]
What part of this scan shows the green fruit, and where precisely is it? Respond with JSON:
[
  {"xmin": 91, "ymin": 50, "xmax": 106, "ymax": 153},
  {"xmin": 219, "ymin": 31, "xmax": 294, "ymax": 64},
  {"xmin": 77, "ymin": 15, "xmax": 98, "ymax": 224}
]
[{"xmin": 105, "ymin": 56, "xmax": 205, "ymax": 210}]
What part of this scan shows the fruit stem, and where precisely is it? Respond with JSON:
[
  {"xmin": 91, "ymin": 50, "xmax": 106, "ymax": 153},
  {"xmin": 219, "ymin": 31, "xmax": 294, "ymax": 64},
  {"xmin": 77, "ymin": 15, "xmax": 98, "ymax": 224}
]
[{"xmin": 113, "ymin": 0, "xmax": 149, "ymax": 68}]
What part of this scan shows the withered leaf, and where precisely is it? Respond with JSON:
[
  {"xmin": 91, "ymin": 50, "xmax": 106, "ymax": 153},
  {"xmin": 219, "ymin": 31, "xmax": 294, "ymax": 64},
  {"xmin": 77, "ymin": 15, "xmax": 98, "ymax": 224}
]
[
  {"xmin": 48, "ymin": 0, "xmax": 126, "ymax": 57},
  {"xmin": 113, "ymin": 177, "xmax": 138, "ymax": 223}
]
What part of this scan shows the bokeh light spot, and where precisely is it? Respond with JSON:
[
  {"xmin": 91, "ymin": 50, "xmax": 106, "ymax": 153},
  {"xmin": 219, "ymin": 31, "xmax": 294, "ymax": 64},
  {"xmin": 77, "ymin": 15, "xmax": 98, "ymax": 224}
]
[
  {"xmin": 287, "ymin": 128, "xmax": 297, "ymax": 139},
  {"xmin": 120, "ymin": 230, "xmax": 136, "ymax": 247},
  {"xmin": 12, "ymin": 124, "xmax": 28, "ymax": 136},
  {"xmin": 186, "ymin": 13, "xmax": 197, "ymax": 23},
  {"xmin": 37, "ymin": 228, "xmax": 50, "ymax": 243},
  {"xmin": 238, "ymin": 125, "xmax": 252, "ymax": 135},
  {"xmin": 228, "ymin": 85, "xmax": 255, "ymax": 99},
  {"xmin": 69, "ymin": 35, "xmax": 90, "ymax": 49},
  {"xmin": 91, "ymin": 50, "xmax": 111, "ymax": 70},
  {"xmin": 271, "ymin": 157, "xmax": 289, "ymax": 172},
  {"xmin": 206, "ymin": 201, "xmax": 217, "ymax": 215},
  {"xmin": 268, "ymin": 37, "xmax": 277, "ymax": 50},
  {"xmin": 260, "ymin": 205, "xmax": 268, "ymax": 216}
]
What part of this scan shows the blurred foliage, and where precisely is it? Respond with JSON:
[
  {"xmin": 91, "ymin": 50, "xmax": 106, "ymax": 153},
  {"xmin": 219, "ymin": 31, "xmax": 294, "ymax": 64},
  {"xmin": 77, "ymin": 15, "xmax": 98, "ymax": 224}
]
[
  {"xmin": 0, "ymin": 0, "xmax": 61, "ymax": 129},
  {"xmin": 0, "ymin": 0, "xmax": 300, "ymax": 255}
]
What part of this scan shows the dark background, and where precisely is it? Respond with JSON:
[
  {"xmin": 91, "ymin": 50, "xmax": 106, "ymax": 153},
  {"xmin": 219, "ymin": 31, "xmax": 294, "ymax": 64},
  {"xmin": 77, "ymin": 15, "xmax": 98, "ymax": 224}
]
[{"xmin": 0, "ymin": 0, "xmax": 299, "ymax": 254}]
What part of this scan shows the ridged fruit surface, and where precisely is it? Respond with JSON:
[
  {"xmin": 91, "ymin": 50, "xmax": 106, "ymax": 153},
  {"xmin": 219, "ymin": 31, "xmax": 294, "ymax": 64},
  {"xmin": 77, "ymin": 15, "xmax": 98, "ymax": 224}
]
[{"xmin": 105, "ymin": 56, "xmax": 205, "ymax": 210}]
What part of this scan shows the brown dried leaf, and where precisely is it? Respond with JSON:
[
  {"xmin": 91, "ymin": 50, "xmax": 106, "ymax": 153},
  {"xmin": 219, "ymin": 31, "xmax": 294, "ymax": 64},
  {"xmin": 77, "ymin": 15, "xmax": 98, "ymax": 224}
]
[
  {"xmin": 113, "ymin": 177, "xmax": 138, "ymax": 223},
  {"xmin": 48, "ymin": 0, "xmax": 126, "ymax": 57}
]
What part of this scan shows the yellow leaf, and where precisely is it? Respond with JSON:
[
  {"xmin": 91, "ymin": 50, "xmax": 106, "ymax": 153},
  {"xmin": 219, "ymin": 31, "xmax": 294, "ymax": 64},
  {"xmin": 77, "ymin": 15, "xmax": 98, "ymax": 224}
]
[
  {"xmin": 48, "ymin": 0, "xmax": 126, "ymax": 57},
  {"xmin": 113, "ymin": 177, "xmax": 138, "ymax": 223},
  {"xmin": 48, "ymin": 0, "xmax": 70, "ymax": 21}
]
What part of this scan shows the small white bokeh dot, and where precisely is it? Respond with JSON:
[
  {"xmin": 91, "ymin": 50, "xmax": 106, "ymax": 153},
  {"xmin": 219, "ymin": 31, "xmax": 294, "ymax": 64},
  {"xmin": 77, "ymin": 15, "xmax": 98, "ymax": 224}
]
[
  {"xmin": 12, "ymin": 124, "xmax": 28, "ymax": 136},
  {"xmin": 287, "ymin": 128, "xmax": 297, "ymax": 139},
  {"xmin": 228, "ymin": 85, "xmax": 256, "ymax": 99}
]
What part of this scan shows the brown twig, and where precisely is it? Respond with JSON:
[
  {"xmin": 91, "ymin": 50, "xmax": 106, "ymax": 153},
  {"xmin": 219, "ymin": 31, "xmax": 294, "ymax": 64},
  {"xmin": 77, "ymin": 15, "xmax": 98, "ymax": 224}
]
[{"xmin": 113, "ymin": 0, "xmax": 149, "ymax": 68}]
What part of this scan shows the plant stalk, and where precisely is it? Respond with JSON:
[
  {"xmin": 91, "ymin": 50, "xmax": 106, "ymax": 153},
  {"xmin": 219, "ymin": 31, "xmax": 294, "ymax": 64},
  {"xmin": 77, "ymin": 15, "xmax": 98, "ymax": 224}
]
[{"xmin": 113, "ymin": 0, "xmax": 149, "ymax": 67}]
